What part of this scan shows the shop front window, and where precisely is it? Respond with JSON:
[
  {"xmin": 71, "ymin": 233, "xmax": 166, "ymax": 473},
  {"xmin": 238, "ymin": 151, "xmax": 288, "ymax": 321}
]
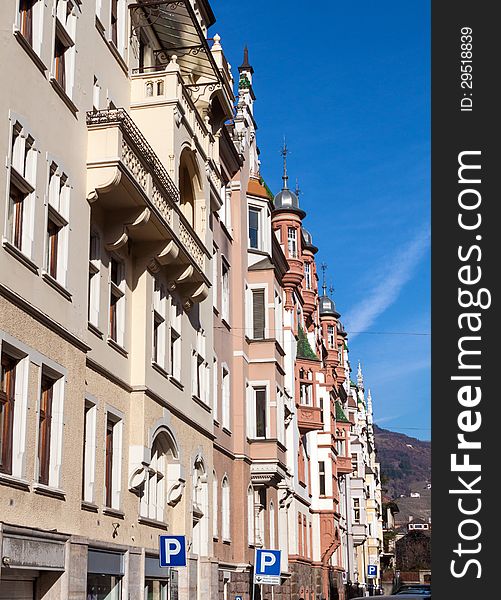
[{"xmin": 86, "ymin": 574, "xmax": 122, "ymax": 600}]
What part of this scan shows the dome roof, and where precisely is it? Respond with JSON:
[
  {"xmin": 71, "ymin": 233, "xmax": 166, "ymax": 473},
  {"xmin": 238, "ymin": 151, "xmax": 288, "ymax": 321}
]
[
  {"xmin": 319, "ymin": 294, "xmax": 340, "ymax": 318},
  {"xmin": 301, "ymin": 227, "xmax": 318, "ymax": 253},
  {"xmin": 274, "ymin": 187, "xmax": 299, "ymax": 210},
  {"xmin": 302, "ymin": 228, "xmax": 313, "ymax": 245}
]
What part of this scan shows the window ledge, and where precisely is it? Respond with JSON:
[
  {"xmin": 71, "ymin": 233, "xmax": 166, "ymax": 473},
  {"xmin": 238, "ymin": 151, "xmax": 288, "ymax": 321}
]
[
  {"xmin": 107, "ymin": 337, "xmax": 128, "ymax": 357},
  {"xmin": 13, "ymin": 29, "xmax": 47, "ymax": 75},
  {"xmin": 138, "ymin": 516, "xmax": 168, "ymax": 530},
  {"xmin": 107, "ymin": 41, "xmax": 129, "ymax": 76},
  {"xmin": 103, "ymin": 507, "xmax": 125, "ymax": 519},
  {"xmin": 169, "ymin": 376, "xmax": 184, "ymax": 391},
  {"xmin": 221, "ymin": 318, "xmax": 231, "ymax": 331},
  {"xmin": 220, "ymin": 221, "xmax": 233, "ymax": 241},
  {"xmin": 0, "ymin": 473, "xmax": 30, "ymax": 491},
  {"xmin": 42, "ymin": 271, "xmax": 72, "ymax": 301},
  {"xmin": 81, "ymin": 500, "xmax": 99, "ymax": 513},
  {"xmin": 88, "ymin": 322, "xmax": 104, "ymax": 339},
  {"xmin": 49, "ymin": 77, "xmax": 78, "ymax": 116},
  {"xmin": 192, "ymin": 394, "xmax": 211, "ymax": 413},
  {"xmin": 152, "ymin": 361, "xmax": 169, "ymax": 379},
  {"xmin": 33, "ymin": 483, "xmax": 66, "ymax": 500},
  {"xmin": 222, "ymin": 426, "xmax": 232, "ymax": 436},
  {"xmin": 2, "ymin": 239, "xmax": 39, "ymax": 274},
  {"xmin": 222, "ymin": 538, "xmax": 232, "ymax": 545}
]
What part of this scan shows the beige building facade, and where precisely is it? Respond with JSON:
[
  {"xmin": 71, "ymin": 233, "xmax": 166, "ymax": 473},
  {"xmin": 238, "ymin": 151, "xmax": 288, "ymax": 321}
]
[{"xmin": 0, "ymin": 2, "xmax": 383, "ymax": 599}]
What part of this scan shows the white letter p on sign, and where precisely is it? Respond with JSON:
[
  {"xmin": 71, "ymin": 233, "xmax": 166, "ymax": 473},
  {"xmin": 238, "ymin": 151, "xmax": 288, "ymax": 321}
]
[
  {"xmin": 260, "ymin": 551, "xmax": 276, "ymax": 572},
  {"xmin": 165, "ymin": 538, "xmax": 181, "ymax": 562}
]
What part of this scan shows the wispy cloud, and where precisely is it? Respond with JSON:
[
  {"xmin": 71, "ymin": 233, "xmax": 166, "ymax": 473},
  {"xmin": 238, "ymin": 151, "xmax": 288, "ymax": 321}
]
[{"xmin": 344, "ymin": 228, "xmax": 430, "ymax": 338}]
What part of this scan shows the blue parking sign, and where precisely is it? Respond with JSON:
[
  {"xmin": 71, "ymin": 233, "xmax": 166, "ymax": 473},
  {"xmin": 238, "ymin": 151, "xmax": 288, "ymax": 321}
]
[
  {"xmin": 255, "ymin": 549, "xmax": 281, "ymax": 576},
  {"xmin": 159, "ymin": 536, "xmax": 187, "ymax": 567},
  {"xmin": 367, "ymin": 564, "xmax": 377, "ymax": 578}
]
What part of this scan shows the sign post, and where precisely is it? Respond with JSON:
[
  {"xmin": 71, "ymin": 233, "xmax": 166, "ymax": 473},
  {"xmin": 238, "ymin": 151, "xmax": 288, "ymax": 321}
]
[{"xmin": 254, "ymin": 549, "xmax": 281, "ymax": 586}]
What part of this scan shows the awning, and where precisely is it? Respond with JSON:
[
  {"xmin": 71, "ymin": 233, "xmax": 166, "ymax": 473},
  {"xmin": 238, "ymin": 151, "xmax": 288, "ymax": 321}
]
[{"xmin": 130, "ymin": 0, "xmax": 222, "ymax": 84}]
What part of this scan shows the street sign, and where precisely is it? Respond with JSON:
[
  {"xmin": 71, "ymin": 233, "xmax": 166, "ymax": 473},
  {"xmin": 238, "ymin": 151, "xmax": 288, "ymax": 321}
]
[
  {"xmin": 367, "ymin": 564, "xmax": 377, "ymax": 578},
  {"xmin": 159, "ymin": 535, "xmax": 187, "ymax": 567},
  {"xmin": 235, "ymin": 597, "xmax": 243, "ymax": 600},
  {"xmin": 254, "ymin": 549, "xmax": 281, "ymax": 585}
]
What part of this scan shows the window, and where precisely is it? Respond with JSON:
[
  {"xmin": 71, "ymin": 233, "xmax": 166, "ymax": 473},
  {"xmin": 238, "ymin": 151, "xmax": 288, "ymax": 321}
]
[
  {"xmin": 144, "ymin": 435, "xmax": 167, "ymax": 521},
  {"xmin": 88, "ymin": 232, "xmax": 100, "ymax": 326},
  {"xmin": 46, "ymin": 163, "xmax": 70, "ymax": 285},
  {"xmin": 92, "ymin": 76, "xmax": 101, "ymax": 111},
  {"xmin": 287, "ymin": 227, "xmax": 297, "ymax": 258},
  {"xmin": 248, "ymin": 206, "xmax": 260, "ymax": 249},
  {"xmin": 328, "ymin": 325, "xmax": 335, "ymax": 349},
  {"xmin": 221, "ymin": 477, "xmax": 230, "ymax": 541},
  {"xmin": 105, "ymin": 412, "xmax": 122, "ymax": 509},
  {"xmin": 0, "ymin": 353, "xmax": 18, "ymax": 475},
  {"xmin": 251, "ymin": 289, "xmax": 265, "ymax": 339},
  {"xmin": 304, "ymin": 262, "xmax": 311, "ymax": 289},
  {"xmin": 37, "ymin": 372, "xmax": 63, "ymax": 486},
  {"xmin": 82, "ymin": 400, "xmax": 97, "ymax": 502},
  {"xmin": 109, "ymin": 257, "xmax": 125, "ymax": 346},
  {"xmin": 351, "ymin": 453, "xmax": 358, "ymax": 476},
  {"xmin": 53, "ymin": 1, "xmax": 76, "ymax": 97},
  {"xmin": 213, "ymin": 471, "xmax": 218, "ymax": 539},
  {"xmin": 212, "ymin": 247, "xmax": 218, "ymax": 310},
  {"xmin": 220, "ymin": 183, "xmax": 231, "ymax": 230},
  {"xmin": 213, "ymin": 356, "xmax": 218, "ymax": 421},
  {"xmin": 19, "ymin": 0, "xmax": 36, "ymax": 45},
  {"xmin": 353, "ymin": 498, "xmax": 361, "ymax": 523},
  {"xmin": 152, "ymin": 279, "xmax": 167, "ymax": 369},
  {"xmin": 253, "ymin": 387, "xmax": 267, "ymax": 438},
  {"xmin": 192, "ymin": 330, "xmax": 208, "ymax": 404},
  {"xmin": 247, "ymin": 485, "xmax": 254, "ymax": 546},
  {"xmin": 319, "ymin": 461, "xmax": 326, "ymax": 496},
  {"xmin": 111, "ymin": 0, "xmax": 118, "ymax": 46},
  {"xmin": 221, "ymin": 365, "xmax": 230, "ymax": 430},
  {"xmin": 170, "ymin": 298, "xmax": 181, "ymax": 381},
  {"xmin": 274, "ymin": 290, "xmax": 283, "ymax": 346},
  {"xmin": 221, "ymin": 259, "xmax": 230, "ymax": 323},
  {"xmin": 17, "ymin": 0, "xmax": 43, "ymax": 54},
  {"xmin": 6, "ymin": 121, "xmax": 36, "ymax": 257},
  {"xmin": 299, "ymin": 369, "xmax": 313, "ymax": 406}
]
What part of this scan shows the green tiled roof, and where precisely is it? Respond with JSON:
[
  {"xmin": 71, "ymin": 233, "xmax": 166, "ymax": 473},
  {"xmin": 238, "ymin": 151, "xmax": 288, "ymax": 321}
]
[
  {"xmin": 335, "ymin": 402, "xmax": 350, "ymax": 423},
  {"xmin": 297, "ymin": 325, "xmax": 319, "ymax": 361}
]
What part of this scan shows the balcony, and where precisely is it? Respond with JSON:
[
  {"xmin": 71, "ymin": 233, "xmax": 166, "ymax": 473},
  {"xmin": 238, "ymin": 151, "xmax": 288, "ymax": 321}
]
[
  {"xmin": 352, "ymin": 523, "xmax": 367, "ymax": 546},
  {"xmin": 337, "ymin": 455, "xmax": 353, "ymax": 475},
  {"xmin": 297, "ymin": 405, "xmax": 323, "ymax": 433},
  {"xmin": 86, "ymin": 108, "xmax": 210, "ymax": 307}
]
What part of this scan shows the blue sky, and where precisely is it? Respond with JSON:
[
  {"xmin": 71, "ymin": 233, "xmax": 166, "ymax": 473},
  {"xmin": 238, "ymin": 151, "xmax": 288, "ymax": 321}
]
[{"xmin": 211, "ymin": 1, "xmax": 431, "ymax": 439}]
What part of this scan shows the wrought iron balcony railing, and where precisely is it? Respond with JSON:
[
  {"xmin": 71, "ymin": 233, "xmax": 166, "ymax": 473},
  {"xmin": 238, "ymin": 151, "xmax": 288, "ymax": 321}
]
[{"xmin": 86, "ymin": 108, "xmax": 180, "ymax": 205}]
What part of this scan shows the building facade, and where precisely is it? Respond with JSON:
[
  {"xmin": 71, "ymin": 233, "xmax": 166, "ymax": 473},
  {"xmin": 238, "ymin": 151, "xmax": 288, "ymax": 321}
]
[{"xmin": 0, "ymin": 2, "xmax": 382, "ymax": 599}]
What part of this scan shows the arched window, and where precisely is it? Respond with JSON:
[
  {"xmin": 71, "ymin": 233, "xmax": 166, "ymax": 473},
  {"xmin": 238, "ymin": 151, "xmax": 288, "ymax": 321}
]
[
  {"xmin": 269, "ymin": 501, "xmax": 275, "ymax": 549},
  {"xmin": 213, "ymin": 470, "xmax": 218, "ymax": 539},
  {"xmin": 221, "ymin": 476, "xmax": 230, "ymax": 541},
  {"xmin": 247, "ymin": 485, "xmax": 254, "ymax": 546},
  {"xmin": 140, "ymin": 430, "xmax": 178, "ymax": 522}
]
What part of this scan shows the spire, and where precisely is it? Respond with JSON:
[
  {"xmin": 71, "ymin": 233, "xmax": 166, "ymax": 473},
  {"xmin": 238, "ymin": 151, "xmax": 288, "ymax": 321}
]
[
  {"xmin": 367, "ymin": 388, "xmax": 373, "ymax": 413},
  {"xmin": 357, "ymin": 361, "xmax": 364, "ymax": 389},
  {"xmin": 295, "ymin": 178, "xmax": 301, "ymax": 198},
  {"xmin": 321, "ymin": 262, "xmax": 327, "ymax": 296},
  {"xmin": 239, "ymin": 45, "xmax": 254, "ymax": 74},
  {"xmin": 280, "ymin": 138, "xmax": 289, "ymax": 190}
]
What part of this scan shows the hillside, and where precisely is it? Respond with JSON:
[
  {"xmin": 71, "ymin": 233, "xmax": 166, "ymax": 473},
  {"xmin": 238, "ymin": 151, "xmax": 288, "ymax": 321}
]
[{"xmin": 374, "ymin": 425, "xmax": 431, "ymax": 499}]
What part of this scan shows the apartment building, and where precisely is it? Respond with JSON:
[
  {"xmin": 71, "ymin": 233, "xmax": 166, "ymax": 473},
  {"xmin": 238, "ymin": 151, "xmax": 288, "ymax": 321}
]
[
  {"xmin": 0, "ymin": 1, "xmax": 233, "ymax": 598},
  {"xmin": 0, "ymin": 2, "xmax": 383, "ymax": 599}
]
